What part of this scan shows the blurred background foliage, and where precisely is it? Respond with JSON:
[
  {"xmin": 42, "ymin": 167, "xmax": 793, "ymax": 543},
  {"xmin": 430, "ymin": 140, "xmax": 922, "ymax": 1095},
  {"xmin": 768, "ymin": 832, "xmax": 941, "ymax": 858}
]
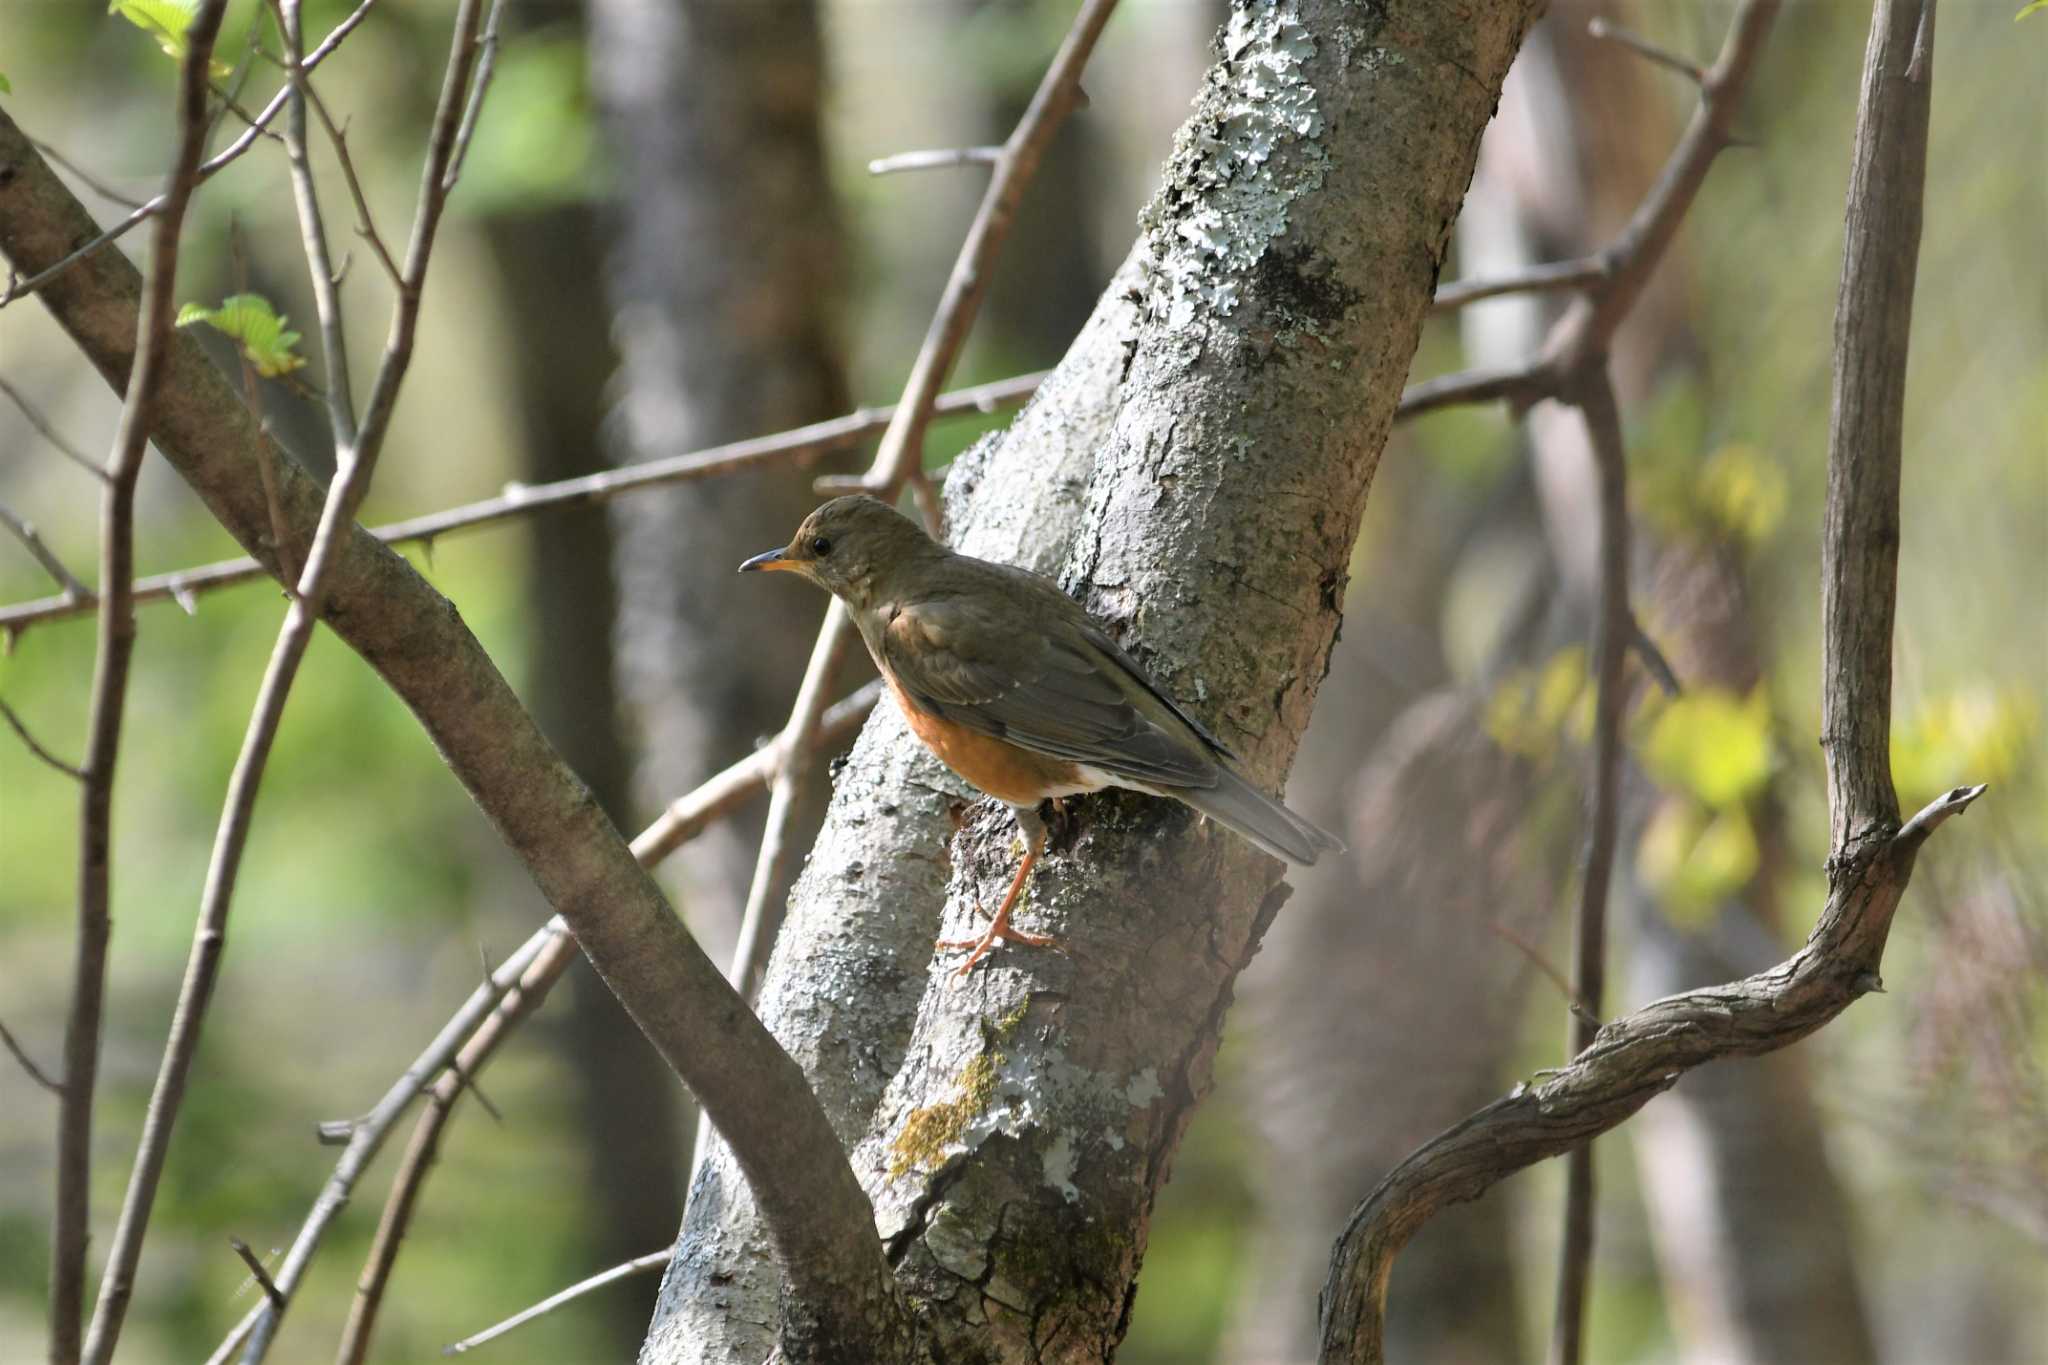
[{"xmin": 0, "ymin": 1, "xmax": 2041, "ymax": 1362}]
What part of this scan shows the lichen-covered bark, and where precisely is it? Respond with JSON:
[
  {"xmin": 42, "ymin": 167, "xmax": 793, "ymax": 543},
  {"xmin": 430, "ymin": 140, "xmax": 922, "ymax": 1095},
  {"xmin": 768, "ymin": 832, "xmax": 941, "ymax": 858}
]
[{"xmin": 645, "ymin": 2, "xmax": 1542, "ymax": 1359}]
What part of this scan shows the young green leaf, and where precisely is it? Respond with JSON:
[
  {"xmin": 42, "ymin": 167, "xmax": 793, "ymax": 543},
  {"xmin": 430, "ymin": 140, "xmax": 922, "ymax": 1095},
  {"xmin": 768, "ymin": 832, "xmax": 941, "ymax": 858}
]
[
  {"xmin": 2018, "ymin": 0, "xmax": 2047, "ymax": 20},
  {"xmin": 0, "ymin": 73, "xmax": 12, "ymax": 95},
  {"xmin": 110, "ymin": 0, "xmax": 231, "ymax": 73},
  {"xmin": 176, "ymin": 294, "xmax": 309, "ymax": 378}
]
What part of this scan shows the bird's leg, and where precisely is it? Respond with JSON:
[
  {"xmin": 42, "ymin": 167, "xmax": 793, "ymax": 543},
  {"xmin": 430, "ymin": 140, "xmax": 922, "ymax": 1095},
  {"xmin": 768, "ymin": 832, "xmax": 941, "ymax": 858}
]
[{"xmin": 937, "ymin": 804, "xmax": 1057, "ymax": 976}]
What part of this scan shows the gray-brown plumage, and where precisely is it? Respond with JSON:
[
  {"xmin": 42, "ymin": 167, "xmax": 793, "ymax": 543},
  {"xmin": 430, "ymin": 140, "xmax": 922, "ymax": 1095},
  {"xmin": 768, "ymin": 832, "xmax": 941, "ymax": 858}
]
[{"xmin": 741, "ymin": 495, "xmax": 1342, "ymax": 972}]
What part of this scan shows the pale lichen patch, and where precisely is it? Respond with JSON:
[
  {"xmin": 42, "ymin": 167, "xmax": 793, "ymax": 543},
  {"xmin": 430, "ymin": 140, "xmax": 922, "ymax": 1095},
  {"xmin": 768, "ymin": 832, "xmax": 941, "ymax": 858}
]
[{"xmin": 1141, "ymin": 4, "xmax": 1328, "ymax": 334}]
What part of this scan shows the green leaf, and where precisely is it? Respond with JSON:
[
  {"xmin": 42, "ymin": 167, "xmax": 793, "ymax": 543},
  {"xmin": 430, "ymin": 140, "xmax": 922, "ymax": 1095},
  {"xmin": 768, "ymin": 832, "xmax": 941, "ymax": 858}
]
[
  {"xmin": 109, "ymin": 0, "xmax": 229, "ymax": 73},
  {"xmin": 177, "ymin": 294, "xmax": 308, "ymax": 378},
  {"xmin": 1642, "ymin": 687, "xmax": 1774, "ymax": 809},
  {"xmin": 1638, "ymin": 799, "xmax": 1759, "ymax": 924},
  {"xmin": 0, "ymin": 73, "xmax": 12, "ymax": 95},
  {"xmin": 1695, "ymin": 442, "xmax": 1789, "ymax": 545},
  {"xmin": 1892, "ymin": 686, "xmax": 2038, "ymax": 808},
  {"xmin": 2018, "ymin": 0, "xmax": 2047, "ymax": 20}
]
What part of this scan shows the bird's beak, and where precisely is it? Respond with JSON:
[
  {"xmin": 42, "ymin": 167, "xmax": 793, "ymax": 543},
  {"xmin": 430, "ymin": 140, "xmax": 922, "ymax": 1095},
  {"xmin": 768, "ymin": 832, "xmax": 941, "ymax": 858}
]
[{"xmin": 738, "ymin": 547, "xmax": 798, "ymax": 574}]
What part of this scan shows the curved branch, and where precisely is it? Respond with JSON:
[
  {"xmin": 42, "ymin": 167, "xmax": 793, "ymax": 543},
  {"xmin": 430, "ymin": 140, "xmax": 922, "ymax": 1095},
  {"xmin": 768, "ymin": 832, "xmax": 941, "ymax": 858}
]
[{"xmin": 1320, "ymin": 2, "xmax": 1947, "ymax": 1359}]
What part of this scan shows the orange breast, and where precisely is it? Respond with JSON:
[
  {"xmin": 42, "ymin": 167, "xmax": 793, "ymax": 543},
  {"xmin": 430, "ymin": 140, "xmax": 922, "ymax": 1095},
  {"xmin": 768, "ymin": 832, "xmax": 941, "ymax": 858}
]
[{"xmin": 886, "ymin": 678, "xmax": 1085, "ymax": 807}]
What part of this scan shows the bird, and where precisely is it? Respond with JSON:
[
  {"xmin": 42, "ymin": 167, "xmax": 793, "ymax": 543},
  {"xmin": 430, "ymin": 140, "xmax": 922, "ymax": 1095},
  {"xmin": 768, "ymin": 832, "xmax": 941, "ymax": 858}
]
[{"xmin": 739, "ymin": 494, "xmax": 1343, "ymax": 975}]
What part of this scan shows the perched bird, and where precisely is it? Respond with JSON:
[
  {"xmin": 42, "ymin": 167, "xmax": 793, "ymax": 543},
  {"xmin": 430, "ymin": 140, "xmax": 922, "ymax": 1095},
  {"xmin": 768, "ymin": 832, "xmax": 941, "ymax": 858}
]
[{"xmin": 740, "ymin": 495, "xmax": 1342, "ymax": 974}]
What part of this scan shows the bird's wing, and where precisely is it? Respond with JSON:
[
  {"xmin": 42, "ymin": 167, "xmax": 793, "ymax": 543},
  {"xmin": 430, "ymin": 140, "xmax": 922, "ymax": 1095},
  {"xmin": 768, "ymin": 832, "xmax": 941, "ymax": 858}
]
[{"xmin": 882, "ymin": 593, "xmax": 1219, "ymax": 789}]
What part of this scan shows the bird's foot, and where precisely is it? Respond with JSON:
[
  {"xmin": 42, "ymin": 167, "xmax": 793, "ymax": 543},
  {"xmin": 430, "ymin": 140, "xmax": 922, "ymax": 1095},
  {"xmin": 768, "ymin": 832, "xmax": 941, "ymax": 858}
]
[{"xmin": 936, "ymin": 904, "xmax": 1060, "ymax": 978}]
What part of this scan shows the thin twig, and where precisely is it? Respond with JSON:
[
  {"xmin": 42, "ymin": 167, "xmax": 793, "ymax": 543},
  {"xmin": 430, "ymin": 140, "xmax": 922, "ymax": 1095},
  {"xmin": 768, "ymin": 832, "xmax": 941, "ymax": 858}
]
[
  {"xmin": 1397, "ymin": 1, "xmax": 1782, "ymax": 426},
  {"xmin": 226, "ymin": 1238, "xmax": 284, "ymax": 1311},
  {"xmin": 867, "ymin": 146, "xmax": 1003, "ymax": 176},
  {"xmin": 200, "ymin": 925, "xmax": 562, "ymax": 1365},
  {"xmin": 1628, "ymin": 615, "xmax": 1682, "ymax": 696},
  {"xmin": 303, "ymin": 84, "xmax": 401, "ymax": 284},
  {"xmin": 0, "ymin": 373, "xmax": 1044, "ymax": 633},
  {"xmin": 1548, "ymin": 367, "xmax": 1631, "ymax": 1365},
  {"xmin": 0, "ymin": 1016, "xmax": 65, "ymax": 1094},
  {"xmin": 1, "ymin": 697, "xmax": 86, "ymax": 780},
  {"xmin": 1485, "ymin": 919, "xmax": 1597, "ymax": 1027},
  {"xmin": 53, "ymin": 8, "xmax": 232, "ymax": 1364},
  {"xmin": 443, "ymin": 1251, "xmax": 670, "ymax": 1355},
  {"xmin": 322, "ymin": 684, "xmax": 876, "ymax": 1365},
  {"xmin": 0, "ymin": 503, "xmax": 92, "ymax": 601},
  {"xmin": 1429, "ymin": 256, "xmax": 1609, "ymax": 314},
  {"xmin": 0, "ymin": 374, "xmax": 106, "ymax": 479},
  {"xmin": 84, "ymin": 5, "xmax": 494, "ymax": 1361},
  {"xmin": 440, "ymin": 0, "xmax": 505, "ymax": 193},
  {"xmin": 0, "ymin": 0, "xmax": 380, "ymax": 310},
  {"xmin": 1586, "ymin": 16, "xmax": 1706, "ymax": 84},
  {"xmin": 29, "ymin": 138, "xmax": 147, "ymax": 210}
]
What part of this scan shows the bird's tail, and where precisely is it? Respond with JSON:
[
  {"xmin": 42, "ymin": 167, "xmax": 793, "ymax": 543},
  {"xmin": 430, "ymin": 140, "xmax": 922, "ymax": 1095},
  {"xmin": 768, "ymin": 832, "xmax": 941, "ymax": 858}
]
[{"xmin": 1181, "ymin": 766, "xmax": 1346, "ymax": 867}]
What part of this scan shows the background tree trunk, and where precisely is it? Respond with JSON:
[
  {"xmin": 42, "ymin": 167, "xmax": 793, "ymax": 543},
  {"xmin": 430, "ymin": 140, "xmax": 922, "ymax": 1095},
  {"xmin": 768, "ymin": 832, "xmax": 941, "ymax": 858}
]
[
  {"xmin": 643, "ymin": 2, "xmax": 1546, "ymax": 1358},
  {"xmin": 588, "ymin": 0, "xmax": 852, "ymax": 971}
]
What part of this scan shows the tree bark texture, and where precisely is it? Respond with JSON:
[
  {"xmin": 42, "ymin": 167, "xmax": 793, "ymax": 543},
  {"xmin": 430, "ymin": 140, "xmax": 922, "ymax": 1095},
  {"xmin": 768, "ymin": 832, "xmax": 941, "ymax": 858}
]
[
  {"xmin": 644, "ymin": 2, "xmax": 1545, "ymax": 1359},
  {"xmin": 589, "ymin": 0, "xmax": 851, "ymax": 965}
]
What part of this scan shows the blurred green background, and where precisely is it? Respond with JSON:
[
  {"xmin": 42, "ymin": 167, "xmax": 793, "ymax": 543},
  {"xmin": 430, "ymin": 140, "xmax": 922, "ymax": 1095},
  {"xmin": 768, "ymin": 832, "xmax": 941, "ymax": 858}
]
[{"xmin": 1, "ymin": 2, "xmax": 2042, "ymax": 1362}]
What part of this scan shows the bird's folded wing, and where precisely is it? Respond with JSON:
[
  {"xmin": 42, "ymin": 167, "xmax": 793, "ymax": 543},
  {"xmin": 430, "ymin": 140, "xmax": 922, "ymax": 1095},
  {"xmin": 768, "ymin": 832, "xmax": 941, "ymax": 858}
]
[{"xmin": 883, "ymin": 597, "xmax": 1217, "ymax": 789}]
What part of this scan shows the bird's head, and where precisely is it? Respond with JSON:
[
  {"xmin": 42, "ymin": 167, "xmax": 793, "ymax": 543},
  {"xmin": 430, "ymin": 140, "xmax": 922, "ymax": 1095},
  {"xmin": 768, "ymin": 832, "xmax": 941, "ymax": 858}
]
[{"xmin": 737, "ymin": 495, "xmax": 940, "ymax": 609}]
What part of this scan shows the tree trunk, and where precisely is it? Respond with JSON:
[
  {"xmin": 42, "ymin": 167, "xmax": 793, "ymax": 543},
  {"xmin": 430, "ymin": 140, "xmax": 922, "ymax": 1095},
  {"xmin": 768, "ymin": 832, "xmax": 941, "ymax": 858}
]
[{"xmin": 644, "ymin": 2, "xmax": 1545, "ymax": 1358}]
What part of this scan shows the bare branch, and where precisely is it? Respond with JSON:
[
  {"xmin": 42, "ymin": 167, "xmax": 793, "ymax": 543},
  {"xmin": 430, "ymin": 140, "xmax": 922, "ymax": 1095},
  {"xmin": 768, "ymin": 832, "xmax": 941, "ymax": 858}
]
[
  {"xmin": 226, "ymin": 1238, "xmax": 284, "ymax": 1312},
  {"xmin": 199, "ymin": 925, "xmax": 562, "ymax": 1365},
  {"xmin": 1484, "ymin": 919, "xmax": 1597, "ymax": 1027},
  {"xmin": 867, "ymin": 146, "xmax": 1003, "ymax": 176},
  {"xmin": 29, "ymin": 138, "xmax": 147, "ymax": 210},
  {"xmin": 440, "ymin": 0, "xmax": 506, "ymax": 193},
  {"xmin": 1, "ymin": 1015, "xmax": 65, "ymax": 1094},
  {"xmin": 1586, "ymin": 15, "xmax": 1706, "ymax": 85},
  {"xmin": 0, "ymin": 0, "xmax": 380, "ymax": 310},
  {"xmin": 0, "ymin": 373, "xmax": 1043, "ymax": 633},
  {"xmin": 324, "ymin": 684, "xmax": 875, "ymax": 1365},
  {"xmin": 1, "ymin": 697, "xmax": 86, "ymax": 780},
  {"xmin": 0, "ymin": 374, "xmax": 106, "ymax": 479},
  {"xmin": 1549, "ymin": 367, "xmax": 1632, "ymax": 1365},
  {"xmin": 1397, "ymin": 0, "xmax": 1782, "ymax": 424},
  {"xmin": 0, "ymin": 503, "xmax": 92, "ymax": 602},
  {"xmin": 3, "ymin": 24, "xmax": 907, "ymax": 1361},
  {"xmin": 1320, "ymin": 2, "xmax": 1942, "ymax": 1358},
  {"xmin": 50, "ymin": 8, "xmax": 232, "ymax": 1362},
  {"xmin": 1429, "ymin": 256, "xmax": 1608, "ymax": 314},
  {"xmin": 443, "ymin": 1251, "xmax": 669, "ymax": 1356},
  {"xmin": 85, "ymin": 3, "xmax": 498, "ymax": 1358},
  {"xmin": 302, "ymin": 84, "xmax": 401, "ymax": 284}
]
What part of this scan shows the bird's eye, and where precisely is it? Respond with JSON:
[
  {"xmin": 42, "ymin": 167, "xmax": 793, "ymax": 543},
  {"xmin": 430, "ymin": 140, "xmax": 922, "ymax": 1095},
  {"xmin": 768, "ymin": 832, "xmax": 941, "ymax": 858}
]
[{"xmin": 810, "ymin": 536, "xmax": 833, "ymax": 557}]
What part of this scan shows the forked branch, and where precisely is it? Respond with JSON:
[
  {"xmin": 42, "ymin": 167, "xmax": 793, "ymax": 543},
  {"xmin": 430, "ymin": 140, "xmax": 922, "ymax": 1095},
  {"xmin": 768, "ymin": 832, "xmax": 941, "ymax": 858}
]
[{"xmin": 1320, "ymin": 1, "xmax": 1951, "ymax": 1359}]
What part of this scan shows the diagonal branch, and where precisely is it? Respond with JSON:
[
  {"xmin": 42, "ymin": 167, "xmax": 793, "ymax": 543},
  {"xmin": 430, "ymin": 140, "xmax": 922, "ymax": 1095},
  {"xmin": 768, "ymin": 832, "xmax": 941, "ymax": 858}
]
[
  {"xmin": 328, "ymin": 683, "xmax": 878, "ymax": 1365},
  {"xmin": 0, "ymin": 374, "xmax": 108, "ymax": 480},
  {"xmin": 0, "ymin": 94, "xmax": 909, "ymax": 1363},
  {"xmin": 0, "ymin": 0, "xmax": 379, "ymax": 310},
  {"xmin": 0, "ymin": 502, "xmax": 91, "ymax": 602},
  {"xmin": 50, "ymin": 8, "xmax": 231, "ymax": 1363},
  {"xmin": 1320, "ymin": 2, "xmax": 1947, "ymax": 1359},
  {"xmin": 0, "ymin": 372, "xmax": 1044, "ymax": 635},
  {"xmin": 83, "ymin": 3, "xmax": 506, "ymax": 1359}
]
